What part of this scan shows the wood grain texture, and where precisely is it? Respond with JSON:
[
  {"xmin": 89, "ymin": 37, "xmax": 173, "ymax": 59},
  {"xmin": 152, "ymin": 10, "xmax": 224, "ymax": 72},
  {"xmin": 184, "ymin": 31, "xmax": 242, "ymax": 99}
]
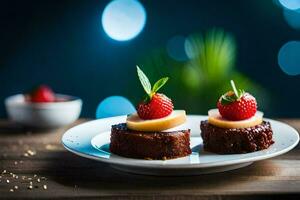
[{"xmin": 0, "ymin": 119, "xmax": 299, "ymax": 200}]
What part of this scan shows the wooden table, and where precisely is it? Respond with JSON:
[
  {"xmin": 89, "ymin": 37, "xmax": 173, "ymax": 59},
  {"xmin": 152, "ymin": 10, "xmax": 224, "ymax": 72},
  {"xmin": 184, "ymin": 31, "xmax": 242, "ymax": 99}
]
[{"xmin": 0, "ymin": 119, "xmax": 299, "ymax": 199}]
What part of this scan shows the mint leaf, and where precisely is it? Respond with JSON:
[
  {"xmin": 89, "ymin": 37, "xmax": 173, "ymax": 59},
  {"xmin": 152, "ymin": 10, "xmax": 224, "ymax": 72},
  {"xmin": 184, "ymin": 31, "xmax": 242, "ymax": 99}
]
[
  {"xmin": 136, "ymin": 66, "xmax": 151, "ymax": 96},
  {"xmin": 238, "ymin": 89, "xmax": 245, "ymax": 98},
  {"xmin": 230, "ymin": 80, "xmax": 245, "ymax": 99},
  {"xmin": 220, "ymin": 94, "xmax": 237, "ymax": 105},
  {"xmin": 221, "ymin": 81, "xmax": 246, "ymax": 105},
  {"xmin": 230, "ymin": 80, "xmax": 239, "ymax": 99},
  {"xmin": 152, "ymin": 77, "xmax": 169, "ymax": 93}
]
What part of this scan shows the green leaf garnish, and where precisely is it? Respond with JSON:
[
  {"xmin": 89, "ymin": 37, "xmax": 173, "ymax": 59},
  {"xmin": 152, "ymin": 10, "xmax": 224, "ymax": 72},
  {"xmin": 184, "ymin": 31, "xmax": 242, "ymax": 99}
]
[
  {"xmin": 220, "ymin": 94, "xmax": 236, "ymax": 105},
  {"xmin": 136, "ymin": 66, "xmax": 169, "ymax": 102},
  {"xmin": 230, "ymin": 80, "xmax": 239, "ymax": 99},
  {"xmin": 230, "ymin": 80, "xmax": 244, "ymax": 99},
  {"xmin": 152, "ymin": 77, "xmax": 169, "ymax": 93},
  {"xmin": 220, "ymin": 80, "xmax": 245, "ymax": 105},
  {"xmin": 238, "ymin": 89, "xmax": 245, "ymax": 98},
  {"xmin": 136, "ymin": 65, "xmax": 152, "ymax": 96}
]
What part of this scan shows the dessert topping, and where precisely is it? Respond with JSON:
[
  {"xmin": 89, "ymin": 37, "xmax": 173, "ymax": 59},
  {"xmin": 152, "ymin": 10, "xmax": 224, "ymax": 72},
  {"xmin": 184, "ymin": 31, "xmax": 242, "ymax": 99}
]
[
  {"xmin": 136, "ymin": 66, "xmax": 174, "ymax": 119},
  {"xmin": 126, "ymin": 110, "xmax": 186, "ymax": 132},
  {"xmin": 208, "ymin": 109, "xmax": 263, "ymax": 129},
  {"xmin": 217, "ymin": 80, "xmax": 257, "ymax": 120}
]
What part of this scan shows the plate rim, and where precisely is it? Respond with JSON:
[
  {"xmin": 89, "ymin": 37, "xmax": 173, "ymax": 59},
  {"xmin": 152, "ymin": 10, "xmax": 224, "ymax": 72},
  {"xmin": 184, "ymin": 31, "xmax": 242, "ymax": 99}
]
[{"xmin": 62, "ymin": 115, "xmax": 299, "ymax": 169}]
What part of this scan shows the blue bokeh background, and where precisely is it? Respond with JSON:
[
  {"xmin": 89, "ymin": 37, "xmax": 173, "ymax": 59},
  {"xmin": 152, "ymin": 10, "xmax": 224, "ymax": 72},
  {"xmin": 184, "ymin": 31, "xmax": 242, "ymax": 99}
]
[{"xmin": 0, "ymin": 0, "xmax": 300, "ymax": 118}]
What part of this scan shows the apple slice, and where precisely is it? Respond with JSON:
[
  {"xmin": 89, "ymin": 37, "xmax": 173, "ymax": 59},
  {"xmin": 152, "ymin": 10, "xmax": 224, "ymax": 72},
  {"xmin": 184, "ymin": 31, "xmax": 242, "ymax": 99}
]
[
  {"xmin": 208, "ymin": 109, "xmax": 263, "ymax": 129},
  {"xmin": 126, "ymin": 110, "xmax": 186, "ymax": 132}
]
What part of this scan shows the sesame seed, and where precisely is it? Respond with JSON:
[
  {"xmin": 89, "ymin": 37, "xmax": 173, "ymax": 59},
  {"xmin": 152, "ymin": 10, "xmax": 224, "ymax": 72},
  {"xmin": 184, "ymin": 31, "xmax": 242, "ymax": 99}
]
[
  {"xmin": 45, "ymin": 144, "xmax": 59, "ymax": 150},
  {"xmin": 37, "ymin": 178, "xmax": 41, "ymax": 183},
  {"xmin": 28, "ymin": 185, "xmax": 33, "ymax": 189},
  {"xmin": 27, "ymin": 150, "xmax": 36, "ymax": 156},
  {"xmin": 43, "ymin": 185, "xmax": 47, "ymax": 190},
  {"xmin": 9, "ymin": 189, "xmax": 14, "ymax": 192},
  {"xmin": 14, "ymin": 161, "xmax": 18, "ymax": 165},
  {"xmin": 14, "ymin": 186, "xmax": 18, "ymax": 190},
  {"xmin": 6, "ymin": 179, "xmax": 10, "ymax": 183}
]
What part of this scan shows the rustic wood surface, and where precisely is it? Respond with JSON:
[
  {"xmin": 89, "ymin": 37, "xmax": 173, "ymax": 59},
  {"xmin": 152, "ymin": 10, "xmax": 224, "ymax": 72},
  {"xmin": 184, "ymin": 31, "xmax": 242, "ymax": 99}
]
[{"xmin": 0, "ymin": 119, "xmax": 299, "ymax": 200}]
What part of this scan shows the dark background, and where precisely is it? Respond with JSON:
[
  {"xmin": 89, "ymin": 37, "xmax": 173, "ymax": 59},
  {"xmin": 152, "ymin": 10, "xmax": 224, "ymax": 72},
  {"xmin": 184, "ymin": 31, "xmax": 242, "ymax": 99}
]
[{"xmin": 0, "ymin": 0, "xmax": 299, "ymax": 118}]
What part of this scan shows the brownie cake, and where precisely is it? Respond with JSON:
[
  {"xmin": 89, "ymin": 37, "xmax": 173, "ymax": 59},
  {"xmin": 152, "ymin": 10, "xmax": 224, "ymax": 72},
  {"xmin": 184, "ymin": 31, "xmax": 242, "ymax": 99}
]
[
  {"xmin": 109, "ymin": 66, "xmax": 191, "ymax": 160},
  {"xmin": 200, "ymin": 80, "xmax": 274, "ymax": 154},
  {"xmin": 110, "ymin": 123, "xmax": 191, "ymax": 160},
  {"xmin": 200, "ymin": 120, "xmax": 274, "ymax": 154}
]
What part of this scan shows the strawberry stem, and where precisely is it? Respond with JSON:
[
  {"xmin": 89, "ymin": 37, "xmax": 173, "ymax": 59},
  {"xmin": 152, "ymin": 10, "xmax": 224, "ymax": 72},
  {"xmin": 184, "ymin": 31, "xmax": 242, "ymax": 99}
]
[{"xmin": 230, "ymin": 80, "xmax": 239, "ymax": 99}]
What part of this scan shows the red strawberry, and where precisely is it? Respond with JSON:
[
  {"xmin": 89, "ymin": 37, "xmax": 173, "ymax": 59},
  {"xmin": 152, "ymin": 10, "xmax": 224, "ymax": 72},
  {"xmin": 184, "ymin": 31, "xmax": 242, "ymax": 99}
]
[
  {"xmin": 217, "ymin": 80, "xmax": 257, "ymax": 120},
  {"xmin": 136, "ymin": 66, "xmax": 174, "ymax": 120},
  {"xmin": 137, "ymin": 93, "xmax": 174, "ymax": 119},
  {"xmin": 29, "ymin": 85, "xmax": 55, "ymax": 103}
]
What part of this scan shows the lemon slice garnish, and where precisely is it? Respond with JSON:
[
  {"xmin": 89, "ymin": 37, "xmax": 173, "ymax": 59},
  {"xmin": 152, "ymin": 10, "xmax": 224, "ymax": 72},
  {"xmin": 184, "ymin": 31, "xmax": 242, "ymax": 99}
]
[{"xmin": 126, "ymin": 110, "xmax": 186, "ymax": 132}]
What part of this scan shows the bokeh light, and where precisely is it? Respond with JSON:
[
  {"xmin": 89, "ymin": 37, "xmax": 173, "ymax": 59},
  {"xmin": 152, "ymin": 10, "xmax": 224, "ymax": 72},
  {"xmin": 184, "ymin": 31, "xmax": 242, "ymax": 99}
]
[
  {"xmin": 101, "ymin": 0, "xmax": 146, "ymax": 41},
  {"xmin": 273, "ymin": 0, "xmax": 282, "ymax": 7},
  {"xmin": 184, "ymin": 35, "xmax": 202, "ymax": 59},
  {"xmin": 96, "ymin": 96, "xmax": 136, "ymax": 119},
  {"xmin": 278, "ymin": 41, "xmax": 300, "ymax": 76},
  {"xmin": 166, "ymin": 36, "xmax": 189, "ymax": 61},
  {"xmin": 279, "ymin": 0, "xmax": 300, "ymax": 10},
  {"xmin": 283, "ymin": 9, "xmax": 300, "ymax": 29}
]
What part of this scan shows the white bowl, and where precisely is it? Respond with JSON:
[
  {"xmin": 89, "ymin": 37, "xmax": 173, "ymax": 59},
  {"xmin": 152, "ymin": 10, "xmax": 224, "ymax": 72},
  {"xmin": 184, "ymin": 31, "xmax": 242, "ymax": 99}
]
[{"xmin": 5, "ymin": 94, "xmax": 82, "ymax": 128}]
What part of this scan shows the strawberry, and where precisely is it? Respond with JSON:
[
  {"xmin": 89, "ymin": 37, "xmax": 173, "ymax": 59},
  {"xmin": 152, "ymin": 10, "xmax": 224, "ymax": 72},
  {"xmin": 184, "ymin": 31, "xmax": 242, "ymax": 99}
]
[
  {"xmin": 137, "ymin": 93, "xmax": 173, "ymax": 119},
  {"xmin": 29, "ymin": 85, "xmax": 55, "ymax": 103},
  {"xmin": 217, "ymin": 80, "xmax": 257, "ymax": 120},
  {"xmin": 136, "ymin": 66, "xmax": 174, "ymax": 120}
]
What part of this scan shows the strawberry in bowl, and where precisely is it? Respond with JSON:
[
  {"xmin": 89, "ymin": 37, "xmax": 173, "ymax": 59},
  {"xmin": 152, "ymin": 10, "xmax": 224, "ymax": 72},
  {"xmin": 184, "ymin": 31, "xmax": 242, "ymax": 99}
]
[
  {"xmin": 27, "ymin": 85, "xmax": 56, "ymax": 103},
  {"xmin": 200, "ymin": 80, "xmax": 274, "ymax": 154},
  {"xmin": 26, "ymin": 85, "xmax": 71, "ymax": 103},
  {"xmin": 5, "ymin": 85, "xmax": 82, "ymax": 128},
  {"xmin": 110, "ymin": 66, "xmax": 191, "ymax": 160}
]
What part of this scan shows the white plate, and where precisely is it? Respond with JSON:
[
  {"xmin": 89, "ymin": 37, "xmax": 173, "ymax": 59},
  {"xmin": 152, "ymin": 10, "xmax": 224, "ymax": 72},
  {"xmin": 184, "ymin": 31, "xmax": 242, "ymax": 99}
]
[{"xmin": 62, "ymin": 115, "xmax": 299, "ymax": 176}]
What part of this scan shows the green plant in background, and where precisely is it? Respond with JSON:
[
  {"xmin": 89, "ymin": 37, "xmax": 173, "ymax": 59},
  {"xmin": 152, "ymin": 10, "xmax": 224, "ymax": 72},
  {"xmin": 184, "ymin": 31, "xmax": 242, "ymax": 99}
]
[{"xmin": 128, "ymin": 28, "xmax": 268, "ymax": 114}]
